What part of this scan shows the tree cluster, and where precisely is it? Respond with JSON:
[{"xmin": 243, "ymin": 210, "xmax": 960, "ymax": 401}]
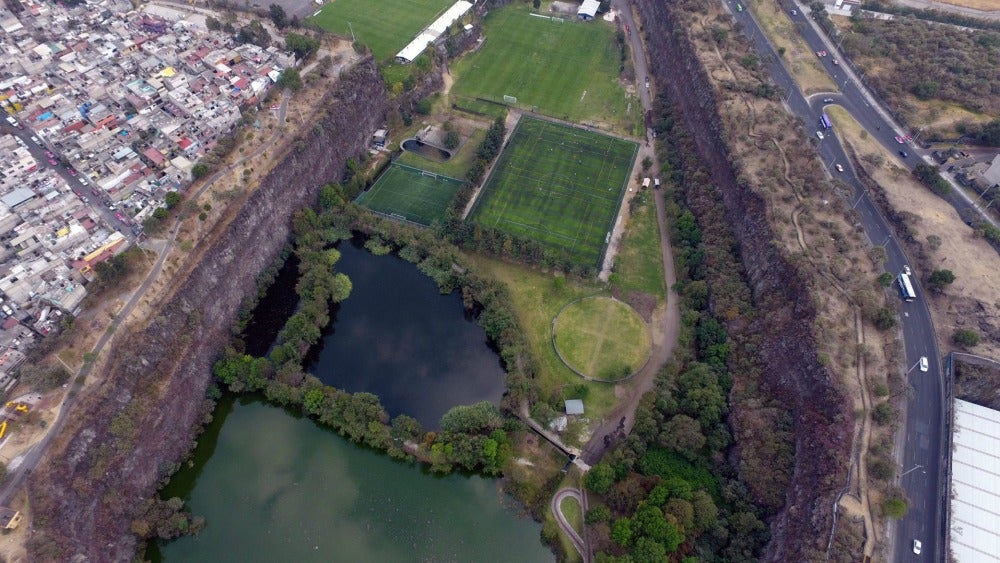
[
  {"xmin": 212, "ymin": 188, "xmax": 537, "ymax": 475},
  {"xmin": 236, "ymin": 20, "xmax": 272, "ymax": 48},
  {"xmin": 285, "ymin": 32, "xmax": 320, "ymax": 61},
  {"xmin": 913, "ymin": 163, "xmax": 952, "ymax": 197},
  {"xmin": 842, "ymin": 16, "xmax": 1000, "ymax": 126}
]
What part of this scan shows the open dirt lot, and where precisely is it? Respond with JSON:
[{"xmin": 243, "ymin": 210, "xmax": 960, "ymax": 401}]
[{"xmin": 829, "ymin": 105, "xmax": 1000, "ymax": 360}]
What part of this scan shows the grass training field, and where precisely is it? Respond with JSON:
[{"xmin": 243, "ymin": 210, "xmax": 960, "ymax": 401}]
[
  {"xmin": 553, "ymin": 297, "xmax": 650, "ymax": 381},
  {"xmin": 309, "ymin": 0, "xmax": 452, "ymax": 60},
  {"xmin": 355, "ymin": 163, "xmax": 464, "ymax": 226},
  {"xmin": 451, "ymin": 7, "xmax": 638, "ymax": 132},
  {"xmin": 470, "ymin": 117, "xmax": 637, "ymax": 266}
]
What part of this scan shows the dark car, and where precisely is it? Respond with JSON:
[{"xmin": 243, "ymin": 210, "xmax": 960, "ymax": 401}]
[{"xmin": 898, "ymin": 150, "xmax": 909, "ymax": 158}]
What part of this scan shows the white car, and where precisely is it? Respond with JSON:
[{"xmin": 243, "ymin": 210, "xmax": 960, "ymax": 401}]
[
  {"xmin": 816, "ymin": 131, "xmax": 825, "ymax": 140},
  {"xmin": 835, "ymin": 164, "xmax": 844, "ymax": 173},
  {"xmin": 913, "ymin": 539, "xmax": 922, "ymax": 554},
  {"xmin": 919, "ymin": 357, "xmax": 929, "ymax": 372},
  {"xmin": 903, "ymin": 265, "xmax": 911, "ymax": 276}
]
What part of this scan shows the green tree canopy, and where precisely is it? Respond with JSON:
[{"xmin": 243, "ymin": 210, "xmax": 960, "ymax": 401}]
[{"xmin": 927, "ymin": 269, "xmax": 956, "ymax": 292}]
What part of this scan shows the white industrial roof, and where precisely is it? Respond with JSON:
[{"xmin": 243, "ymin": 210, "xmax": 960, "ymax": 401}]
[
  {"xmin": 578, "ymin": 0, "xmax": 601, "ymax": 18},
  {"xmin": 396, "ymin": 0, "xmax": 472, "ymax": 63},
  {"xmin": 950, "ymin": 399, "xmax": 1000, "ymax": 562}
]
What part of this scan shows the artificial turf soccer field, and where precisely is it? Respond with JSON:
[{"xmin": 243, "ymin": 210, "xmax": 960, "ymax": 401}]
[
  {"xmin": 470, "ymin": 117, "xmax": 637, "ymax": 266},
  {"xmin": 451, "ymin": 7, "xmax": 635, "ymax": 132},
  {"xmin": 356, "ymin": 164, "xmax": 465, "ymax": 226},
  {"xmin": 309, "ymin": 0, "xmax": 452, "ymax": 60}
]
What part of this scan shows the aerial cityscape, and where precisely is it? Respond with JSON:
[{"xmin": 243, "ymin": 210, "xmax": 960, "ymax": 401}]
[{"xmin": 0, "ymin": 0, "xmax": 998, "ymax": 560}]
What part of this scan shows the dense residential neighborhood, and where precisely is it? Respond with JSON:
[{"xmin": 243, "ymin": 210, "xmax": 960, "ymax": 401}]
[{"xmin": 0, "ymin": 0, "xmax": 293, "ymax": 389}]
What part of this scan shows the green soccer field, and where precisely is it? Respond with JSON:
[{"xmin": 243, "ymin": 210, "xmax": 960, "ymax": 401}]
[
  {"xmin": 451, "ymin": 7, "xmax": 638, "ymax": 133},
  {"xmin": 309, "ymin": 0, "xmax": 452, "ymax": 61},
  {"xmin": 356, "ymin": 164, "xmax": 465, "ymax": 226},
  {"xmin": 470, "ymin": 117, "xmax": 637, "ymax": 266}
]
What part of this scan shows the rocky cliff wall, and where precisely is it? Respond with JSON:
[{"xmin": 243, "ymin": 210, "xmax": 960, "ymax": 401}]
[
  {"xmin": 634, "ymin": 1, "xmax": 850, "ymax": 559},
  {"xmin": 26, "ymin": 59, "xmax": 441, "ymax": 561}
]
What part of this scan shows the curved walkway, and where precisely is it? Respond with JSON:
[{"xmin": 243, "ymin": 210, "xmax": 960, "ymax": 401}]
[{"xmin": 552, "ymin": 488, "xmax": 590, "ymax": 563}]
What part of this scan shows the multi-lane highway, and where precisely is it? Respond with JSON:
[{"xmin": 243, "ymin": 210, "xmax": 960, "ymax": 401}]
[{"xmin": 729, "ymin": 3, "xmax": 946, "ymax": 561}]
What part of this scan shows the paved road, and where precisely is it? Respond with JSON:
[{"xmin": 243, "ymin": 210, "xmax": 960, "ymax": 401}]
[
  {"xmin": 552, "ymin": 488, "xmax": 589, "ymax": 563},
  {"xmin": 729, "ymin": 2, "xmax": 946, "ymax": 560},
  {"xmin": 0, "ymin": 91, "xmax": 292, "ymax": 506},
  {"xmin": 1, "ymin": 126, "xmax": 135, "ymax": 237},
  {"xmin": 786, "ymin": 3, "xmax": 999, "ymax": 232}
]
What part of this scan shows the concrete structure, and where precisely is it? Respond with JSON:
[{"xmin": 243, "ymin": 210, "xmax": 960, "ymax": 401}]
[
  {"xmin": 565, "ymin": 399, "xmax": 584, "ymax": 415},
  {"xmin": 949, "ymin": 398, "xmax": 1000, "ymax": 562},
  {"xmin": 396, "ymin": 0, "xmax": 473, "ymax": 63}
]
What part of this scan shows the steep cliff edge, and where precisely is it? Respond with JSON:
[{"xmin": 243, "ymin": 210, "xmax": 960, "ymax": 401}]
[
  {"xmin": 24, "ymin": 60, "xmax": 424, "ymax": 561},
  {"xmin": 635, "ymin": 0, "xmax": 852, "ymax": 559}
]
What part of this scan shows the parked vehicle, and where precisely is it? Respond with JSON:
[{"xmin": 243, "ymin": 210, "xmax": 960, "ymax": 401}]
[
  {"xmin": 816, "ymin": 131, "xmax": 825, "ymax": 140},
  {"xmin": 835, "ymin": 164, "xmax": 844, "ymax": 172},
  {"xmin": 919, "ymin": 357, "xmax": 929, "ymax": 372}
]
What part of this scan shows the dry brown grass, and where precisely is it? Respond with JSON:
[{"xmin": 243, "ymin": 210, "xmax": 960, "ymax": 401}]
[
  {"xmin": 828, "ymin": 105, "xmax": 1000, "ymax": 360},
  {"xmin": 936, "ymin": 0, "xmax": 1000, "ymax": 11}
]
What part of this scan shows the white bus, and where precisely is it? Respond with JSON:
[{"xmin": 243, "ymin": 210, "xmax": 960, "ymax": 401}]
[{"xmin": 898, "ymin": 273, "xmax": 915, "ymax": 302}]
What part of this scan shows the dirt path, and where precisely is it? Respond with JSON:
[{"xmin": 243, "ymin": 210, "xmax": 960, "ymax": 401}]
[
  {"xmin": 577, "ymin": 0, "xmax": 682, "ymax": 466},
  {"xmin": 580, "ymin": 180, "xmax": 680, "ymax": 463},
  {"xmin": 772, "ymin": 140, "xmax": 877, "ymax": 558}
]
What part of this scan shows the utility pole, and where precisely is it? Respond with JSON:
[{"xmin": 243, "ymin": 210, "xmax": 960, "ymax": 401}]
[{"xmin": 348, "ymin": 21, "xmax": 356, "ymax": 42}]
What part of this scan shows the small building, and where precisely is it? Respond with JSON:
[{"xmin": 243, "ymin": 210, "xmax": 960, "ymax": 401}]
[
  {"xmin": 0, "ymin": 507, "xmax": 22, "ymax": 530},
  {"xmin": 982, "ymin": 153, "xmax": 1000, "ymax": 188},
  {"xmin": 578, "ymin": 0, "xmax": 601, "ymax": 20},
  {"xmin": 372, "ymin": 129, "xmax": 388, "ymax": 149},
  {"xmin": 565, "ymin": 399, "xmax": 585, "ymax": 416}
]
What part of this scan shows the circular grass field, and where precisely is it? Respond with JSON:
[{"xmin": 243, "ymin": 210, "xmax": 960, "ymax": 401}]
[{"xmin": 552, "ymin": 296, "xmax": 651, "ymax": 381}]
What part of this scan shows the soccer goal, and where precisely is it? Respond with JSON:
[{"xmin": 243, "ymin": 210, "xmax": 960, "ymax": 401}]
[
  {"xmin": 503, "ymin": 94, "xmax": 518, "ymax": 105},
  {"xmin": 421, "ymin": 170, "xmax": 438, "ymax": 179}
]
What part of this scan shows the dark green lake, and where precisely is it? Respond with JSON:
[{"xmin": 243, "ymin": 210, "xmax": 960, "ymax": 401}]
[
  {"xmin": 152, "ymin": 242, "xmax": 549, "ymax": 562},
  {"xmin": 151, "ymin": 397, "xmax": 551, "ymax": 562}
]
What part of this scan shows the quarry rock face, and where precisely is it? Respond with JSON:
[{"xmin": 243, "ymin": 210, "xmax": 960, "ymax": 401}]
[
  {"xmin": 635, "ymin": 1, "xmax": 851, "ymax": 559},
  {"xmin": 27, "ymin": 59, "xmax": 442, "ymax": 561}
]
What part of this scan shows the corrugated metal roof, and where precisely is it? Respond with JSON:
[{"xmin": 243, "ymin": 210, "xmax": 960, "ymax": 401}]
[
  {"xmin": 950, "ymin": 399, "xmax": 1000, "ymax": 562},
  {"xmin": 396, "ymin": 1, "xmax": 472, "ymax": 63}
]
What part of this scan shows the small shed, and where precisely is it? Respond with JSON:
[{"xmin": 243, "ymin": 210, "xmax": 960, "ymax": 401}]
[
  {"xmin": 578, "ymin": 0, "xmax": 601, "ymax": 20},
  {"xmin": 565, "ymin": 399, "xmax": 585, "ymax": 416},
  {"xmin": 372, "ymin": 129, "xmax": 388, "ymax": 148}
]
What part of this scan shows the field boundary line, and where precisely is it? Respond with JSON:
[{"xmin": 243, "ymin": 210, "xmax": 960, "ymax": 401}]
[{"xmin": 597, "ymin": 140, "xmax": 639, "ymax": 269}]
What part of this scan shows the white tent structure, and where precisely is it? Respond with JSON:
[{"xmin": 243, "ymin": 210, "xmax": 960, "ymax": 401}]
[
  {"xmin": 950, "ymin": 399, "xmax": 1000, "ymax": 561},
  {"xmin": 396, "ymin": 1, "xmax": 473, "ymax": 63}
]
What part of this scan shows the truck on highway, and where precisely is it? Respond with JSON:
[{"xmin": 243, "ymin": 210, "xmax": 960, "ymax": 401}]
[{"xmin": 898, "ymin": 273, "xmax": 916, "ymax": 302}]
